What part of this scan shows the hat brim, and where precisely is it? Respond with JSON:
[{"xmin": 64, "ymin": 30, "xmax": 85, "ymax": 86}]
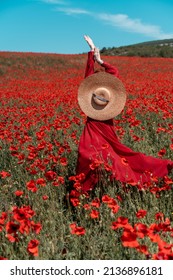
[{"xmin": 78, "ymin": 72, "xmax": 126, "ymax": 121}]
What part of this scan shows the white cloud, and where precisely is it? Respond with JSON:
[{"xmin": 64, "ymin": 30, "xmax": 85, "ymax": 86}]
[
  {"xmin": 55, "ymin": 7, "xmax": 91, "ymax": 15},
  {"xmin": 98, "ymin": 13, "xmax": 173, "ymax": 39},
  {"xmin": 52, "ymin": 5, "xmax": 173, "ymax": 40},
  {"xmin": 39, "ymin": 0, "xmax": 66, "ymax": 4}
]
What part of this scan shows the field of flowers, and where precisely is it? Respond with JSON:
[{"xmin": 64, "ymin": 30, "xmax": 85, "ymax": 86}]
[{"xmin": 0, "ymin": 51, "xmax": 173, "ymax": 260}]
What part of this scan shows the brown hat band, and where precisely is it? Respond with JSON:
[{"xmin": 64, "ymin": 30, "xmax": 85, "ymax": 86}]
[{"xmin": 92, "ymin": 93, "xmax": 109, "ymax": 103}]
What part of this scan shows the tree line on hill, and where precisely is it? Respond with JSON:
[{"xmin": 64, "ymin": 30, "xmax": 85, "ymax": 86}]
[{"xmin": 100, "ymin": 39, "xmax": 173, "ymax": 58}]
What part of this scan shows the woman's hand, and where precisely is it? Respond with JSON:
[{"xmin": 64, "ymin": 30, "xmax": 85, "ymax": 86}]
[
  {"xmin": 94, "ymin": 47, "xmax": 104, "ymax": 65},
  {"xmin": 84, "ymin": 35, "xmax": 95, "ymax": 51}
]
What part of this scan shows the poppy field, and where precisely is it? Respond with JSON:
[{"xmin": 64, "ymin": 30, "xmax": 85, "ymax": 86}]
[{"xmin": 0, "ymin": 51, "xmax": 173, "ymax": 260}]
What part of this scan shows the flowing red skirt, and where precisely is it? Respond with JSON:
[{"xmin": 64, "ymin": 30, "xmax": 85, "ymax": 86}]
[{"xmin": 76, "ymin": 117, "xmax": 173, "ymax": 193}]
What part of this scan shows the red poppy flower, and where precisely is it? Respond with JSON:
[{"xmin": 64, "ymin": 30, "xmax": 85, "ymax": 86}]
[
  {"xmin": 134, "ymin": 223, "xmax": 148, "ymax": 238},
  {"xmin": 77, "ymin": 173, "xmax": 85, "ymax": 181},
  {"xmin": 0, "ymin": 171, "xmax": 11, "ymax": 178},
  {"xmin": 31, "ymin": 221, "xmax": 42, "ymax": 234},
  {"xmin": 27, "ymin": 152, "xmax": 37, "ymax": 160},
  {"xmin": 74, "ymin": 227, "xmax": 86, "ymax": 236},
  {"xmin": 158, "ymin": 242, "xmax": 172, "ymax": 254},
  {"xmin": 13, "ymin": 206, "xmax": 35, "ymax": 220},
  {"xmin": 36, "ymin": 131, "xmax": 45, "ymax": 140},
  {"xmin": 104, "ymin": 163, "xmax": 112, "ymax": 172},
  {"xmin": 69, "ymin": 173, "xmax": 85, "ymax": 182},
  {"xmin": 132, "ymin": 135, "xmax": 140, "ymax": 141},
  {"xmin": 60, "ymin": 157, "xmax": 68, "ymax": 166},
  {"xmin": 44, "ymin": 170, "xmax": 57, "ymax": 181},
  {"xmin": 136, "ymin": 209, "xmax": 147, "ymax": 219},
  {"xmin": 83, "ymin": 204, "xmax": 91, "ymax": 210},
  {"xmin": 19, "ymin": 220, "xmax": 31, "ymax": 235},
  {"xmin": 112, "ymin": 204, "xmax": 120, "ymax": 214},
  {"xmin": 164, "ymin": 176, "xmax": 173, "ymax": 184},
  {"xmin": 6, "ymin": 234, "xmax": 19, "ymax": 243},
  {"xmin": 148, "ymin": 233, "xmax": 162, "ymax": 243},
  {"xmin": 27, "ymin": 239, "xmax": 39, "ymax": 256},
  {"xmin": 91, "ymin": 198, "xmax": 100, "ymax": 208},
  {"xmin": 0, "ymin": 256, "xmax": 8, "ymax": 260},
  {"xmin": 116, "ymin": 195, "xmax": 123, "ymax": 202},
  {"xmin": 121, "ymin": 230, "xmax": 139, "ymax": 248},
  {"xmin": 0, "ymin": 212, "xmax": 7, "ymax": 226},
  {"xmin": 53, "ymin": 176, "xmax": 65, "ymax": 187},
  {"xmin": 112, "ymin": 217, "xmax": 133, "ymax": 231},
  {"xmin": 42, "ymin": 195, "xmax": 49, "ymax": 200},
  {"xmin": 90, "ymin": 210, "xmax": 99, "ymax": 219},
  {"xmin": 70, "ymin": 189, "xmax": 80, "ymax": 198},
  {"xmin": 109, "ymin": 200, "xmax": 120, "ymax": 212},
  {"xmin": 14, "ymin": 190, "xmax": 24, "ymax": 197},
  {"xmin": 136, "ymin": 245, "xmax": 149, "ymax": 255},
  {"xmin": 155, "ymin": 212, "xmax": 164, "ymax": 221},
  {"xmin": 26, "ymin": 180, "xmax": 38, "ymax": 192},
  {"xmin": 13, "ymin": 206, "xmax": 35, "ymax": 221},
  {"xmin": 158, "ymin": 148, "xmax": 166, "ymax": 157},
  {"xmin": 58, "ymin": 176, "xmax": 65, "ymax": 184},
  {"xmin": 89, "ymin": 159, "xmax": 103, "ymax": 170},
  {"xmin": 102, "ymin": 195, "xmax": 112, "ymax": 203},
  {"xmin": 152, "ymin": 252, "xmax": 173, "ymax": 260},
  {"xmin": 70, "ymin": 223, "xmax": 76, "ymax": 230},
  {"xmin": 13, "ymin": 209, "xmax": 27, "ymax": 222},
  {"xmin": 148, "ymin": 223, "xmax": 160, "ymax": 234},
  {"xmin": 37, "ymin": 141, "xmax": 46, "ymax": 151},
  {"xmin": 117, "ymin": 217, "xmax": 129, "ymax": 225},
  {"xmin": 70, "ymin": 223, "xmax": 86, "ymax": 235},
  {"xmin": 36, "ymin": 178, "xmax": 46, "ymax": 186},
  {"xmin": 70, "ymin": 198, "xmax": 80, "ymax": 207},
  {"xmin": 107, "ymin": 198, "xmax": 116, "ymax": 208},
  {"xmin": 6, "ymin": 221, "xmax": 20, "ymax": 234},
  {"xmin": 73, "ymin": 181, "xmax": 82, "ymax": 191}
]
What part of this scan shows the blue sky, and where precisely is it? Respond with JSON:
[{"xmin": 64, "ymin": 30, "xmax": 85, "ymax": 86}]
[{"xmin": 1, "ymin": 0, "xmax": 173, "ymax": 54}]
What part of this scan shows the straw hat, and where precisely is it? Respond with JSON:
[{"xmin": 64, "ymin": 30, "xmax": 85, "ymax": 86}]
[{"xmin": 78, "ymin": 72, "xmax": 126, "ymax": 121}]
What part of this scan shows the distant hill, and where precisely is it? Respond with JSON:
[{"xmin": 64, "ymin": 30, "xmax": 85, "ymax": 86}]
[{"xmin": 100, "ymin": 39, "xmax": 173, "ymax": 57}]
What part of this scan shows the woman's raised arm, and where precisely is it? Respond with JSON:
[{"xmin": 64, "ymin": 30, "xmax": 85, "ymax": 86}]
[{"xmin": 84, "ymin": 35, "xmax": 96, "ymax": 78}]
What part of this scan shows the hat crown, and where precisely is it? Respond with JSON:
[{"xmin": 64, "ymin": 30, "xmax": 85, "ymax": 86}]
[{"xmin": 92, "ymin": 87, "xmax": 110, "ymax": 106}]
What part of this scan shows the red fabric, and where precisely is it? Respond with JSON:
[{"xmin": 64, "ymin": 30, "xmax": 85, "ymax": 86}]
[
  {"xmin": 84, "ymin": 51, "xmax": 119, "ymax": 78},
  {"xmin": 77, "ymin": 52, "xmax": 173, "ymax": 193}
]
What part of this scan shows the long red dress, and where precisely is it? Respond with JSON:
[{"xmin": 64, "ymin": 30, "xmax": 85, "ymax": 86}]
[{"xmin": 76, "ymin": 51, "xmax": 173, "ymax": 193}]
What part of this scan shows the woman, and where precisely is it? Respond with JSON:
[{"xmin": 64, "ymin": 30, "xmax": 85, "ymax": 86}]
[{"xmin": 76, "ymin": 35, "xmax": 173, "ymax": 194}]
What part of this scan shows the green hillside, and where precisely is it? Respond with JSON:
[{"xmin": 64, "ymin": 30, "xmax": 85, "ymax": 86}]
[{"xmin": 100, "ymin": 38, "xmax": 173, "ymax": 57}]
